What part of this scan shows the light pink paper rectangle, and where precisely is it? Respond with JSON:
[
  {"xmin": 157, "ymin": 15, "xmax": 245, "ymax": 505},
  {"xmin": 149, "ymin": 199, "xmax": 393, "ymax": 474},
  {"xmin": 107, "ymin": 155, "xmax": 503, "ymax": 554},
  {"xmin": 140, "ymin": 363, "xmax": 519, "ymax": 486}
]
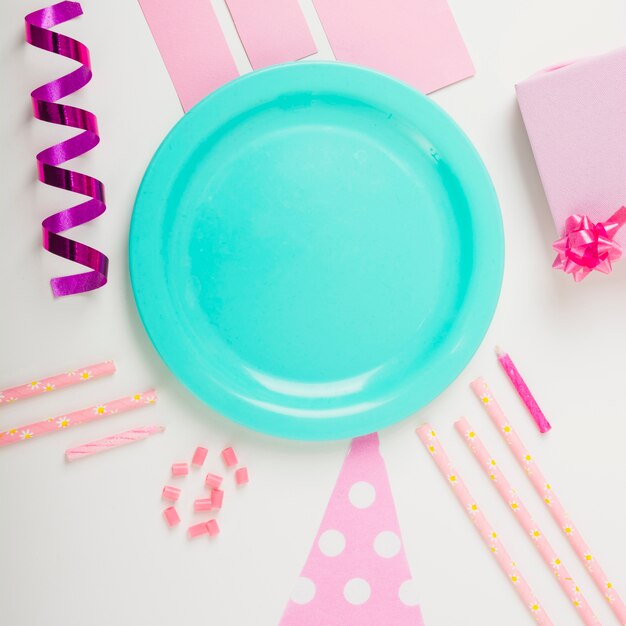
[
  {"xmin": 312, "ymin": 0, "xmax": 474, "ymax": 94},
  {"xmin": 226, "ymin": 0, "xmax": 317, "ymax": 69},
  {"xmin": 138, "ymin": 0, "xmax": 239, "ymax": 111}
]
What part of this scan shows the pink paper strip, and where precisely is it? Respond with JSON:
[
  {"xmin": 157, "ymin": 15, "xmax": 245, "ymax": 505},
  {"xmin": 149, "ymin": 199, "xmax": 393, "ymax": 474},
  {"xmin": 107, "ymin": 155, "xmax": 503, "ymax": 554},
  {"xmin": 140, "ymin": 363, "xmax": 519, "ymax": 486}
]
[
  {"xmin": 0, "ymin": 390, "xmax": 156, "ymax": 448},
  {"xmin": 65, "ymin": 425, "xmax": 165, "ymax": 462},
  {"xmin": 312, "ymin": 0, "xmax": 474, "ymax": 94},
  {"xmin": 0, "ymin": 361, "xmax": 115, "ymax": 407},
  {"xmin": 225, "ymin": 0, "xmax": 316, "ymax": 70},
  {"xmin": 137, "ymin": 0, "xmax": 239, "ymax": 111}
]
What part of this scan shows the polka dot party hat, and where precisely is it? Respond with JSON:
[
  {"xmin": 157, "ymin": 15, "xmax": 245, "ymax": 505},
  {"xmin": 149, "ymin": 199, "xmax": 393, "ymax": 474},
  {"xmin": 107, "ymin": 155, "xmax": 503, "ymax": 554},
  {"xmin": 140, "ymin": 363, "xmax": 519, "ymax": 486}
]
[{"xmin": 280, "ymin": 433, "xmax": 425, "ymax": 625}]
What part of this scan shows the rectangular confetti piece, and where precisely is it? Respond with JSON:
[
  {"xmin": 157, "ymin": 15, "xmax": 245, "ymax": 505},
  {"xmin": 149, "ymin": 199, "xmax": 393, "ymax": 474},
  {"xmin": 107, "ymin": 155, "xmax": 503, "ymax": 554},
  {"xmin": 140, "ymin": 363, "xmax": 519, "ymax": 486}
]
[
  {"xmin": 206, "ymin": 519, "xmax": 220, "ymax": 537},
  {"xmin": 171, "ymin": 462, "xmax": 189, "ymax": 476},
  {"xmin": 163, "ymin": 506, "xmax": 180, "ymax": 527},
  {"xmin": 194, "ymin": 498, "xmax": 212, "ymax": 512},
  {"xmin": 188, "ymin": 522, "xmax": 209, "ymax": 538},
  {"xmin": 192, "ymin": 446, "xmax": 208, "ymax": 467},
  {"xmin": 205, "ymin": 472, "xmax": 223, "ymax": 489},
  {"xmin": 235, "ymin": 467, "xmax": 249, "ymax": 485},
  {"xmin": 211, "ymin": 488, "xmax": 224, "ymax": 509},
  {"xmin": 162, "ymin": 485, "xmax": 181, "ymax": 502},
  {"xmin": 221, "ymin": 447, "xmax": 238, "ymax": 467}
]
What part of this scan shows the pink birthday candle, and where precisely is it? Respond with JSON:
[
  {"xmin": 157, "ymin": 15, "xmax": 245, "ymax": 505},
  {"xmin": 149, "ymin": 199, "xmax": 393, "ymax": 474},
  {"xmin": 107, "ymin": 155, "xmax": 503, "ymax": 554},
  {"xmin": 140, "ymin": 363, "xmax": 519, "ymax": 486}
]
[
  {"xmin": 65, "ymin": 425, "xmax": 165, "ymax": 462},
  {"xmin": 455, "ymin": 417, "xmax": 599, "ymax": 625},
  {"xmin": 0, "ymin": 361, "xmax": 116, "ymax": 406},
  {"xmin": 0, "ymin": 390, "xmax": 156, "ymax": 448},
  {"xmin": 416, "ymin": 424, "xmax": 553, "ymax": 625},
  {"xmin": 496, "ymin": 347, "xmax": 551, "ymax": 433},
  {"xmin": 472, "ymin": 378, "xmax": 626, "ymax": 625}
]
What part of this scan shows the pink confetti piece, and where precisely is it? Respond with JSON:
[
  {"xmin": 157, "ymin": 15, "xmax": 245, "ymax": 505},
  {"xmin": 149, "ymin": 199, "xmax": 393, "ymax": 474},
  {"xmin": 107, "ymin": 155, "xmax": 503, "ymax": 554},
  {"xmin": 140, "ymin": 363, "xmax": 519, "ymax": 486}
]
[
  {"xmin": 455, "ymin": 417, "xmax": 598, "ymax": 626},
  {"xmin": 192, "ymin": 446, "xmax": 207, "ymax": 467},
  {"xmin": 188, "ymin": 522, "xmax": 209, "ymax": 539},
  {"xmin": 211, "ymin": 488, "xmax": 224, "ymax": 510},
  {"xmin": 206, "ymin": 519, "xmax": 219, "ymax": 537},
  {"xmin": 0, "ymin": 360, "xmax": 115, "ymax": 407},
  {"xmin": 221, "ymin": 447, "xmax": 237, "ymax": 467},
  {"xmin": 472, "ymin": 378, "xmax": 626, "ymax": 623},
  {"xmin": 0, "ymin": 389, "xmax": 157, "ymax": 449},
  {"xmin": 163, "ymin": 506, "xmax": 180, "ymax": 527},
  {"xmin": 496, "ymin": 347, "xmax": 551, "ymax": 433},
  {"xmin": 65, "ymin": 425, "xmax": 164, "ymax": 462},
  {"xmin": 205, "ymin": 472, "xmax": 223, "ymax": 489},
  {"xmin": 194, "ymin": 498, "xmax": 212, "ymax": 512},
  {"xmin": 171, "ymin": 462, "xmax": 188, "ymax": 477},
  {"xmin": 162, "ymin": 485, "xmax": 181, "ymax": 502},
  {"xmin": 416, "ymin": 424, "xmax": 552, "ymax": 625},
  {"xmin": 225, "ymin": 0, "xmax": 316, "ymax": 70},
  {"xmin": 235, "ymin": 467, "xmax": 249, "ymax": 485}
]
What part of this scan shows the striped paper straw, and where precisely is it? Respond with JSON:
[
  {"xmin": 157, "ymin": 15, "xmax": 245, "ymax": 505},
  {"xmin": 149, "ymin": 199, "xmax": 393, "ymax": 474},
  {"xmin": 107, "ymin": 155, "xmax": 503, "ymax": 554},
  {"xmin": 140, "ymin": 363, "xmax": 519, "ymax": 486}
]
[
  {"xmin": 0, "ymin": 390, "xmax": 156, "ymax": 449},
  {"xmin": 0, "ymin": 361, "xmax": 115, "ymax": 406},
  {"xmin": 455, "ymin": 417, "xmax": 599, "ymax": 625},
  {"xmin": 416, "ymin": 424, "xmax": 553, "ymax": 625},
  {"xmin": 65, "ymin": 425, "xmax": 165, "ymax": 462},
  {"xmin": 472, "ymin": 378, "xmax": 626, "ymax": 624}
]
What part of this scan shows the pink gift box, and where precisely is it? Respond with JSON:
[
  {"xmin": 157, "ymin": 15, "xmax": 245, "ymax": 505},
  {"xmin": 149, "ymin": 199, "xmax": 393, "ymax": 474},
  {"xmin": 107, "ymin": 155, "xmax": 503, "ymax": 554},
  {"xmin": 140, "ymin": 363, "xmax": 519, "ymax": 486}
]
[{"xmin": 516, "ymin": 47, "xmax": 626, "ymax": 278}]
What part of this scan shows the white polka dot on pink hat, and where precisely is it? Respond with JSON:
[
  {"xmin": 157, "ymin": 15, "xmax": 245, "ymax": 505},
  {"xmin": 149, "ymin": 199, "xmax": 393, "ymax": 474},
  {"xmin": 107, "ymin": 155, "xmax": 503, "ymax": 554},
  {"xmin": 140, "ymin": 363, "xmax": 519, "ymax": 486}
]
[{"xmin": 280, "ymin": 433, "xmax": 424, "ymax": 625}]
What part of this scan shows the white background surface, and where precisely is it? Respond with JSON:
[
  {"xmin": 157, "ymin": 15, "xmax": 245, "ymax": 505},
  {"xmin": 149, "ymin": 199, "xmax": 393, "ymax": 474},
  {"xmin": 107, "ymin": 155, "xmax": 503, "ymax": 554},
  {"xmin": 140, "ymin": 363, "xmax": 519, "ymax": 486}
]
[{"xmin": 1, "ymin": 1, "xmax": 625, "ymax": 624}]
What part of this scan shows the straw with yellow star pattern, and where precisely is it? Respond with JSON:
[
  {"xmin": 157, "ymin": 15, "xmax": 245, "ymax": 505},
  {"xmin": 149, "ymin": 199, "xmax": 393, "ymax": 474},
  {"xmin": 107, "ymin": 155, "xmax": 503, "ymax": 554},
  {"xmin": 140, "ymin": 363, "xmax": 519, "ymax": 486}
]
[
  {"xmin": 0, "ymin": 361, "xmax": 115, "ymax": 407},
  {"xmin": 0, "ymin": 390, "xmax": 156, "ymax": 448},
  {"xmin": 456, "ymin": 416, "xmax": 599, "ymax": 625},
  {"xmin": 472, "ymin": 378, "xmax": 626, "ymax": 625},
  {"xmin": 417, "ymin": 424, "xmax": 553, "ymax": 625}
]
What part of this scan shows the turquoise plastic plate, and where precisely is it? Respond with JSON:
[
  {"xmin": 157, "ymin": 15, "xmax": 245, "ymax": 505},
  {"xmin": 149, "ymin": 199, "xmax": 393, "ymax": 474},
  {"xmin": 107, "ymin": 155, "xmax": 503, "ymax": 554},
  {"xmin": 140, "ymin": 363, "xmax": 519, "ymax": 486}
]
[{"xmin": 130, "ymin": 62, "xmax": 503, "ymax": 440}]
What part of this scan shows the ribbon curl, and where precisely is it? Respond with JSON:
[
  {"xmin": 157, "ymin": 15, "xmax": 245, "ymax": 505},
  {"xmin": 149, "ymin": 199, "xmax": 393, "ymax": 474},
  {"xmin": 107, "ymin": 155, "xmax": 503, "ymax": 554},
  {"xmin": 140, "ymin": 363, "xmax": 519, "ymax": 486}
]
[
  {"xmin": 552, "ymin": 206, "xmax": 626, "ymax": 282},
  {"xmin": 25, "ymin": 1, "xmax": 108, "ymax": 297}
]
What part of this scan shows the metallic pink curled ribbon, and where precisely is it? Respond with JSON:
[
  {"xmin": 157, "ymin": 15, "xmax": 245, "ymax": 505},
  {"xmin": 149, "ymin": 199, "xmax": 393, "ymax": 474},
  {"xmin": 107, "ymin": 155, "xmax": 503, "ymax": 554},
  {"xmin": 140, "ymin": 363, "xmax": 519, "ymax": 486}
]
[
  {"xmin": 552, "ymin": 206, "xmax": 626, "ymax": 282},
  {"xmin": 25, "ymin": 1, "xmax": 108, "ymax": 297}
]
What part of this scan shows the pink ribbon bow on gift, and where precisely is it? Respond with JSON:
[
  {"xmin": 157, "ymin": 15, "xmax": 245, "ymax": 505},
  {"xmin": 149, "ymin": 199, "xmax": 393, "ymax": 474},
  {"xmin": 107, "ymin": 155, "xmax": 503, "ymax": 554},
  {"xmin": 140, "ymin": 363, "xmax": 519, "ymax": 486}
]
[{"xmin": 552, "ymin": 206, "xmax": 626, "ymax": 282}]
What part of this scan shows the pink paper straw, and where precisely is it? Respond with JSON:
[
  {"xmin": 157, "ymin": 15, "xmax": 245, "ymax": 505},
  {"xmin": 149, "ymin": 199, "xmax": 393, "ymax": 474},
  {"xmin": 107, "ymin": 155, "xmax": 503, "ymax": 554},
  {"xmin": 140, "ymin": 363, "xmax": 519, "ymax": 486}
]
[
  {"xmin": 0, "ymin": 361, "xmax": 115, "ymax": 407},
  {"xmin": 0, "ymin": 390, "xmax": 156, "ymax": 449},
  {"xmin": 455, "ymin": 417, "xmax": 599, "ymax": 625},
  {"xmin": 472, "ymin": 378, "xmax": 626, "ymax": 624},
  {"xmin": 416, "ymin": 424, "xmax": 553, "ymax": 625},
  {"xmin": 65, "ymin": 425, "xmax": 165, "ymax": 462},
  {"xmin": 496, "ymin": 347, "xmax": 551, "ymax": 433}
]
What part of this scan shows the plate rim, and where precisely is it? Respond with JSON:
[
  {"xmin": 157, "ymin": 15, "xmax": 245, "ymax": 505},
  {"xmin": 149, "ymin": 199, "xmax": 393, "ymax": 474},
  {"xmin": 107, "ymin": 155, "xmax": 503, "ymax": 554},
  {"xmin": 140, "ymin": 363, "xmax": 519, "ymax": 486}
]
[{"xmin": 129, "ymin": 61, "xmax": 504, "ymax": 440}]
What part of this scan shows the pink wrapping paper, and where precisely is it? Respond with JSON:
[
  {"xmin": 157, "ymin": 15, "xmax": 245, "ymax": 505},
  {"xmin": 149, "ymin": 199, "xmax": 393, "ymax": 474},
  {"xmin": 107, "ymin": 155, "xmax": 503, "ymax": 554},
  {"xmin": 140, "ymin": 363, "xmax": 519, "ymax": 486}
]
[{"xmin": 516, "ymin": 47, "xmax": 626, "ymax": 247}]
